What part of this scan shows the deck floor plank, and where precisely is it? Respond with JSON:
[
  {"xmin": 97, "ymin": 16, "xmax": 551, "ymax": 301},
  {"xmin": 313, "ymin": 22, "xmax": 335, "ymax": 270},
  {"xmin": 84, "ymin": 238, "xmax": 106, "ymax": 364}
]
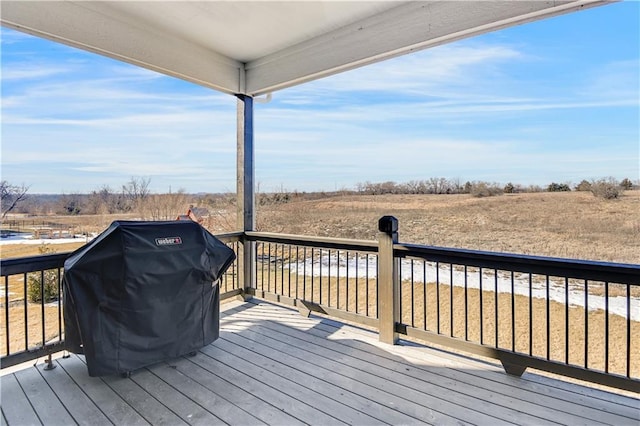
[
  {"xmin": 226, "ymin": 305, "xmax": 632, "ymax": 425},
  {"xmin": 315, "ymin": 313, "xmax": 640, "ymax": 410},
  {"xmin": 101, "ymin": 373, "xmax": 188, "ymax": 425},
  {"xmin": 190, "ymin": 347, "xmax": 346, "ymax": 425},
  {"xmin": 2, "ymin": 299, "xmax": 638, "ymax": 426},
  {"xmin": 56, "ymin": 355, "xmax": 149, "ymax": 426},
  {"xmin": 129, "ymin": 368, "xmax": 226, "ymax": 426},
  {"xmin": 147, "ymin": 362, "xmax": 267, "ymax": 426},
  {"xmin": 255, "ymin": 305, "xmax": 639, "ymax": 424},
  {"xmin": 39, "ymin": 358, "xmax": 111, "ymax": 426},
  {"xmin": 220, "ymin": 317, "xmax": 519, "ymax": 425},
  {"xmin": 167, "ymin": 355, "xmax": 305, "ymax": 426},
  {"xmin": 13, "ymin": 366, "xmax": 75, "ymax": 425},
  {"xmin": 199, "ymin": 341, "xmax": 388, "ymax": 425},
  {"xmin": 210, "ymin": 335, "xmax": 416, "ymax": 425},
  {"xmin": 1, "ymin": 373, "xmax": 41, "ymax": 426}
]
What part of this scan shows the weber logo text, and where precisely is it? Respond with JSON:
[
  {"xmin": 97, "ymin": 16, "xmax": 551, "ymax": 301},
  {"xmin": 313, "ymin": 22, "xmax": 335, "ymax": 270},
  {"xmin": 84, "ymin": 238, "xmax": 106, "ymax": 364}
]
[{"xmin": 155, "ymin": 237, "xmax": 183, "ymax": 246}]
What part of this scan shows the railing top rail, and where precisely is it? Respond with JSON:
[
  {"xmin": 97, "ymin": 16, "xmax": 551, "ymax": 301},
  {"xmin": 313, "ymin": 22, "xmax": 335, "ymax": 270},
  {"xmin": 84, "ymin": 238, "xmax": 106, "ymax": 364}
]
[
  {"xmin": 215, "ymin": 231, "xmax": 243, "ymax": 242},
  {"xmin": 245, "ymin": 231, "xmax": 378, "ymax": 252},
  {"xmin": 1, "ymin": 252, "xmax": 69, "ymax": 276},
  {"xmin": 396, "ymin": 242, "xmax": 640, "ymax": 285}
]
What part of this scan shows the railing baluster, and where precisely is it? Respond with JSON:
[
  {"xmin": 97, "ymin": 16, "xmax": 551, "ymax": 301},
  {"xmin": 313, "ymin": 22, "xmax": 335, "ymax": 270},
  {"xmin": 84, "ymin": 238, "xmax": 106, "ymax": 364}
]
[
  {"xmin": 23, "ymin": 272, "xmax": 28, "ymax": 351},
  {"xmin": 494, "ymin": 269, "xmax": 498, "ymax": 347},
  {"xmin": 346, "ymin": 251, "xmax": 350, "ymax": 312},
  {"xmin": 529, "ymin": 273, "xmax": 533, "ymax": 357},
  {"xmin": 565, "ymin": 277, "xmax": 569, "ymax": 365},
  {"xmin": 310, "ymin": 248, "xmax": 315, "ymax": 303},
  {"xmin": 479, "ymin": 267, "xmax": 483, "ymax": 345},
  {"xmin": 585, "ymin": 279, "xmax": 589, "ymax": 369},
  {"xmin": 450, "ymin": 263, "xmax": 454, "ymax": 338},
  {"xmin": 411, "ymin": 259, "xmax": 415, "ymax": 328},
  {"xmin": 423, "ymin": 260, "xmax": 428, "ymax": 331},
  {"xmin": 280, "ymin": 243, "xmax": 285, "ymax": 296},
  {"xmin": 58, "ymin": 268, "xmax": 63, "ymax": 343},
  {"xmin": 365, "ymin": 254, "xmax": 369, "ymax": 317},
  {"xmin": 464, "ymin": 265, "xmax": 468, "ymax": 341},
  {"xmin": 327, "ymin": 250, "xmax": 340, "ymax": 309},
  {"xmin": 355, "ymin": 252, "xmax": 359, "ymax": 314},
  {"xmin": 605, "ymin": 281, "xmax": 609, "ymax": 373},
  {"xmin": 303, "ymin": 247, "xmax": 307, "ymax": 301},
  {"xmin": 511, "ymin": 271, "xmax": 515, "ymax": 352},
  {"xmin": 436, "ymin": 261, "xmax": 440, "ymax": 335},
  {"xmin": 546, "ymin": 275, "xmax": 550, "ymax": 361},
  {"xmin": 5, "ymin": 276, "xmax": 9, "ymax": 355},
  {"xmin": 287, "ymin": 245, "xmax": 292, "ymax": 298},
  {"xmin": 267, "ymin": 243, "xmax": 272, "ymax": 293},
  {"xmin": 627, "ymin": 283, "xmax": 631, "ymax": 379},
  {"xmin": 398, "ymin": 261, "xmax": 403, "ymax": 324}
]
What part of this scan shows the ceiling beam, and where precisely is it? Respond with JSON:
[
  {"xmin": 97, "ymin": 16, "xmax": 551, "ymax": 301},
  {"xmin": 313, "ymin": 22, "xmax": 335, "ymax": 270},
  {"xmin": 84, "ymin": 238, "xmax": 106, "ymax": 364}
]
[
  {"xmin": 245, "ymin": 0, "xmax": 611, "ymax": 96},
  {"xmin": 1, "ymin": 1, "xmax": 244, "ymax": 94}
]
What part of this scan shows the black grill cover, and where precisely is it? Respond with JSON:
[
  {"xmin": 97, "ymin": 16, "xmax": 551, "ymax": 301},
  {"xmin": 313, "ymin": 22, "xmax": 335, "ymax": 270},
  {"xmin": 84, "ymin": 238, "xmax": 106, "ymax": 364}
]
[{"xmin": 63, "ymin": 220, "xmax": 236, "ymax": 377}]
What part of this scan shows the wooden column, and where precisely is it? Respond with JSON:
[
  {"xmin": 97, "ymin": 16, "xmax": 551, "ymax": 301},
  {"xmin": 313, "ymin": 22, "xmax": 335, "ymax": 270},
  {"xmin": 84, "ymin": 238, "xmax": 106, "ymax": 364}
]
[
  {"xmin": 236, "ymin": 95, "xmax": 255, "ymax": 298},
  {"xmin": 378, "ymin": 216, "xmax": 399, "ymax": 344}
]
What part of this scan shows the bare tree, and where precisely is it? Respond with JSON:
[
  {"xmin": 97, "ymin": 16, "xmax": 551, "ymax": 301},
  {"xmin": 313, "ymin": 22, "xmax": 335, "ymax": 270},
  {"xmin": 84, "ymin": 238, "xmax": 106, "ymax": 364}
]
[
  {"xmin": 143, "ymin": 190, "xmax": 189, "ymax": 220},
  {"xmin": 123, "ymin": 176, "xmax": 151, "ymax": 213},
  {"xmin": 1, "ymin": 181, "xmax": 30, "ymax": 218}
]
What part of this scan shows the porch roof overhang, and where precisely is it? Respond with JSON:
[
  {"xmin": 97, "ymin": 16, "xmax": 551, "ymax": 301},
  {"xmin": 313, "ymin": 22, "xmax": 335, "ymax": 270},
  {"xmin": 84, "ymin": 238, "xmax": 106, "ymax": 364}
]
[{"xmin": 1, "ymin": 1, "xmax": 611, "ymax": 97}]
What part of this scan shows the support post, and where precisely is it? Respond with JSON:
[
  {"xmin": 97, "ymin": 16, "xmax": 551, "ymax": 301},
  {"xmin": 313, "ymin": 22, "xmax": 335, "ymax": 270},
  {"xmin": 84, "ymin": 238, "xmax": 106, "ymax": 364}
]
[
  {"xmin": 378, "ymin": 216, "xmax": 399, "ymax": 344},
  {"xmin": 236, "ymin": 95, "xmax": 255, "ymax": 300}
]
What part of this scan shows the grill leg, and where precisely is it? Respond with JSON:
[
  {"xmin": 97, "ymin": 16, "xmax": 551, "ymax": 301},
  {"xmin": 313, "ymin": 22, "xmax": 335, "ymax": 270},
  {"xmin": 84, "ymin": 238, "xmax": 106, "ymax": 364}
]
[{"xmin": 43, "ymin": 354, "xmax": 56, "ymax": 371}]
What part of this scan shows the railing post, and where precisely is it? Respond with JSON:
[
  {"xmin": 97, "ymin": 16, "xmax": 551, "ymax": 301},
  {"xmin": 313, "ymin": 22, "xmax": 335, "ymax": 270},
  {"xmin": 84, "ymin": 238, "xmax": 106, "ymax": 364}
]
[
  {"xmin": 378, "ymin": 216, "xmax": 399, "ymax": 344},
  {"xmin": 236, "ymin": 94, "xmax": 255, "ymax": 300}
]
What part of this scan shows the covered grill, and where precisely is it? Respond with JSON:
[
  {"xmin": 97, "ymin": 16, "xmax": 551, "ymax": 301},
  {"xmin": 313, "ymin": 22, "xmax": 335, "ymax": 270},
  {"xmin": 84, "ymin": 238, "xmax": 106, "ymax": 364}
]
[{"xmin": 63, "ymin": 220, "xmax": 236, "ymax": 377}]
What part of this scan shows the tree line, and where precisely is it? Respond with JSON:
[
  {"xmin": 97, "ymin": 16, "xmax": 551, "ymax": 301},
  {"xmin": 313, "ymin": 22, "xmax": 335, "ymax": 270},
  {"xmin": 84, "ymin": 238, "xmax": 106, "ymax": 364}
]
[
  {"xmin": 354, "ymin": 177, "xmax": 636, "ymax": 199},
  {"xmin": 1, "ymin": 176, "xmax": 637, "ymax": 218}
]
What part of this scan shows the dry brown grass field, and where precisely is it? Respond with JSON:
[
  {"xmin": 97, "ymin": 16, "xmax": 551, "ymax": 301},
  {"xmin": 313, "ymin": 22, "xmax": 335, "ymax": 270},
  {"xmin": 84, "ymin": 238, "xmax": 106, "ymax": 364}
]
[
  {"xmin": 1, "ymin": 190, "xmax": 638, "ymax": 379},
  {"xmin": 2, "ymin": 190, "xmax": 638, "ymax": 262},
  {"xmin": 258, "ymin": 190, "xmax": 640, "ymax": 264}
]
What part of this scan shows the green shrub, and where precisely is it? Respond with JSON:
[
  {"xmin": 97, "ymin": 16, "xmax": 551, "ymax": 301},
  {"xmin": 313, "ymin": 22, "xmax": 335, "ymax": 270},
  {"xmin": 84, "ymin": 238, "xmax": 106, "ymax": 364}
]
[
  {"xmin": 26, "ymin": 245, "xmax": 60, "ymax": 303},
  {"xmin": 547, "ymin": 182, "xmax": 571, "ymax": 192},
  {"xmin": 503, "ymin": 182, "xmax": 515, "ymax": 194},
  {"xmin": 620, "ymin": 178, "xmax": 633, "ymax": 190},
  {"xmin": 27, "ymin": 270, "xmax": 60, "ymax": 302}
]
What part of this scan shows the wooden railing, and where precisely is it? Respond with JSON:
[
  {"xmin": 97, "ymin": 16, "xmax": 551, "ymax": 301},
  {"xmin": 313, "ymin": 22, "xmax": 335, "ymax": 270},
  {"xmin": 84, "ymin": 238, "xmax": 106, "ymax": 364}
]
[
  {"xmin": 2, "ymin": 223, "xmax": 638, "ymax": 393},
  {"xmin": 244, "ymin": 217, "xmax": 639, "ymax": 393}
]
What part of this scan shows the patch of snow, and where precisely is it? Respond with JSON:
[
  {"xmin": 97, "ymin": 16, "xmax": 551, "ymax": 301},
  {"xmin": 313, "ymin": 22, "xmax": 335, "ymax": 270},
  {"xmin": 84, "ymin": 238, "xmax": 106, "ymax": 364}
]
[
  {"xmin": 284, "ymin": 253, "xmax": 639, "ymax": 321},
  {"xmin": 0, "ymin": 232, "xmax": 95, "ymax": 245}
]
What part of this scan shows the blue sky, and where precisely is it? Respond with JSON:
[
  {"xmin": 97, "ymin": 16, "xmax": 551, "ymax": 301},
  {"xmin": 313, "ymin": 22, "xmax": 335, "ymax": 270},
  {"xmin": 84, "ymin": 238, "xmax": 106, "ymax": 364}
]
[{"xmin": 1, "ymin": 2, "xmax": 638, "ymax": 194}]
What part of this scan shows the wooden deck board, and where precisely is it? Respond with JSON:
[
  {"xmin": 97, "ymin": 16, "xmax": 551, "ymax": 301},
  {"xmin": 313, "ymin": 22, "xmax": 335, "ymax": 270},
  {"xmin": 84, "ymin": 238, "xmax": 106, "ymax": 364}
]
[
  {"xmin": 38, "ymin": 357, "xmax": 112, "ymax": 426},
  {"xmin": 13, "ymin": 366, "xmax": 76, "ymax": 425},
  {"xmin": 229, "ymin": 307, "xmax": 631, "ymax": 424},
  {"xmin": 1, "ymin": 299, "xmax": 638, "ymax": 426},
  {"xmin": 146, "ymin": 362, "xmax": 266, "ymax": 426},
  {"xmin": 222, "ymin": 313, "xmax": 559, "ymax": 425},
  {"xmin": 56, "ymin": 355, "xmax": 149, "ymax": 426},
  {"xmin": 1, "ymin": 373, "xmax": 41, "ymax": 426},
  {"xmin": 226, "ymin": 303, "xmax": 637, "ymax": 425}
]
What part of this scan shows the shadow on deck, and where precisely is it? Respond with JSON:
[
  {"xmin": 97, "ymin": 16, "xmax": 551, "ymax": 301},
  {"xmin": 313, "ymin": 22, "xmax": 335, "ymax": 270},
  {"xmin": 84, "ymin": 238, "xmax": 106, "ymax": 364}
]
[{"xmin": 1, "ymin": 299, "xmax": 638, "ymax": 425}]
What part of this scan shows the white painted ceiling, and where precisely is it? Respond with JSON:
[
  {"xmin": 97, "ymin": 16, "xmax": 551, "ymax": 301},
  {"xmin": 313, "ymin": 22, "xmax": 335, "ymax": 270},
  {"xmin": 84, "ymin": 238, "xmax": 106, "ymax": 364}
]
[{"xmin": 1, "ymin": 1, "xmax": 610, "ymax": 96}]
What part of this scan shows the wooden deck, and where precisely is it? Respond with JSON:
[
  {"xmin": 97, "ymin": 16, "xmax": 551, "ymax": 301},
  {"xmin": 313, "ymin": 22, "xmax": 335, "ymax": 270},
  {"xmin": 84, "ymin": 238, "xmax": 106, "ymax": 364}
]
[{"xmin": 2, "ymin": 299, "xmax": 638, "ymax": 425}]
